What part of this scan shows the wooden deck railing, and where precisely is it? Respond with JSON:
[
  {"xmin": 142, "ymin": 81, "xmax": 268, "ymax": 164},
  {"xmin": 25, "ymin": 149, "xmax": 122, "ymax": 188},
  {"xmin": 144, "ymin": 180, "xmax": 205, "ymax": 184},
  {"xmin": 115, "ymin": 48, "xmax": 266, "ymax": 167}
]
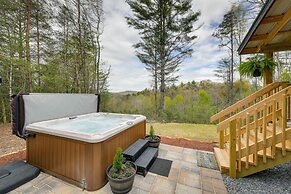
[
  {"xmin": 217, "ymin": 85, "xmax": 291, "ymax": 178},
  {"xmin": 211, "ymin": 82, "xmax": 290, "ymax": 123},
  {"xmin": 211, "ymin": 82, "xmax": 290, "ymax": 148}
]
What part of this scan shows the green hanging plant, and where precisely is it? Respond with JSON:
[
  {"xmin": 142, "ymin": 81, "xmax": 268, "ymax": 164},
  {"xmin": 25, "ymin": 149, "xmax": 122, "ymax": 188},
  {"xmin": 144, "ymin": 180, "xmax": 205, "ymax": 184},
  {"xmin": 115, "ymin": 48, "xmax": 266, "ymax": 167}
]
[{"xmin": 238, "ymin": 55, "xmax": 277, "ymax": 78}]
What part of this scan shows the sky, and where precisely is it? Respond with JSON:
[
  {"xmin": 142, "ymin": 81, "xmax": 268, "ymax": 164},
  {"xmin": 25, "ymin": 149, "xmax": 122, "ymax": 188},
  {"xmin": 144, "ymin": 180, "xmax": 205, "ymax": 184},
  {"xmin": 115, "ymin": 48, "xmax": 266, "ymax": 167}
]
[{"xmin": 101, "ymin": 0, "xmax": 235, "ymax": 92}]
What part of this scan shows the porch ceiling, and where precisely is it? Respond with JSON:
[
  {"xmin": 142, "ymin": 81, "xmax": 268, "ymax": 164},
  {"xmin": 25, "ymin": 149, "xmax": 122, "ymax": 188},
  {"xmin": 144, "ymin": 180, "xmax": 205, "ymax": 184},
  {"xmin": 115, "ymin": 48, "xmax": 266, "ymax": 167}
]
[{"xmin": 238, "ymin": 0, "xmax": 291, "ymax": 55}]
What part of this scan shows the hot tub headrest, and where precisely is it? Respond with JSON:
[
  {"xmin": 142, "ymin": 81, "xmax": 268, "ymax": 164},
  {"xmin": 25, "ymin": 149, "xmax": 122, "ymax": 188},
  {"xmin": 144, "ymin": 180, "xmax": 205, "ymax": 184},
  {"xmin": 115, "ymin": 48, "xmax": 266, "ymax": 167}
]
[{"xmin": 11, "ymin": 93, "xmax": 100, "ymax": 139}]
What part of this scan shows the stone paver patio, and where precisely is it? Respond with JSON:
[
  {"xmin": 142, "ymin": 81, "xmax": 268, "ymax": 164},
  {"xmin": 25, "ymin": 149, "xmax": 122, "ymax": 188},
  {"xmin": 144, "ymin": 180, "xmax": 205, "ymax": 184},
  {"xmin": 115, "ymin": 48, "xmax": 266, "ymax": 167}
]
[{"xmin": 8, "ymin": 144, "xmax": 227, "ymax": 194}]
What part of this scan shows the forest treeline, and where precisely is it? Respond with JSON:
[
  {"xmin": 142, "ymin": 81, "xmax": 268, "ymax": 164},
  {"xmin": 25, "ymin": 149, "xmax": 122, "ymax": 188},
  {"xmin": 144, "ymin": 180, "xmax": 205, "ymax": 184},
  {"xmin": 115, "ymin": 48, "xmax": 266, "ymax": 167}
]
[
  {"xmin": 0, "ymin": 0, "xmax": 291, "ymax": 124},
  {"xmin": 102, "ymin": 80, "xmax": 255, "ymax": 124},
  {"xmin": 0, "ymin": 0, "xmax": 109, "ymax": 123}
]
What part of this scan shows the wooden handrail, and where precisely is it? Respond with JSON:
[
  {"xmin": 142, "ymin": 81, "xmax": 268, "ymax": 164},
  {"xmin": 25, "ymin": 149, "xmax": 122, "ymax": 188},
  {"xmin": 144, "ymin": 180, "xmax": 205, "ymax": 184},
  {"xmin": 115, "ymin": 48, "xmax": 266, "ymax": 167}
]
[
  {"xmin": 217, "ymin": 85, "xmax": 291, "ymax": 132},
  {"xmin": 211, "ymin": 82, "xmax": 290, "ymax": 122},
  {"xmin": 216, "ymin": 83, "xmax": 291, "ymax": 178},
  {"xmin": 223, "ymin": 108, "xmax": 282, "ymax": 141}
]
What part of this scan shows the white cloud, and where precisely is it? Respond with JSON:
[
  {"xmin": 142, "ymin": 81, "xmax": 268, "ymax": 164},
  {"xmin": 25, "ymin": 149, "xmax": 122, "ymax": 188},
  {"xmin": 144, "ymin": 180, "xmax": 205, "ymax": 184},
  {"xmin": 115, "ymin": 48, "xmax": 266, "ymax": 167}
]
[
  {"xmin": 181, "ymin": 66, "xmax": 221, "ymax": 83},
  {"xmin": 101, "ymin": 0, "xmax": 234, "ymax": 92}
]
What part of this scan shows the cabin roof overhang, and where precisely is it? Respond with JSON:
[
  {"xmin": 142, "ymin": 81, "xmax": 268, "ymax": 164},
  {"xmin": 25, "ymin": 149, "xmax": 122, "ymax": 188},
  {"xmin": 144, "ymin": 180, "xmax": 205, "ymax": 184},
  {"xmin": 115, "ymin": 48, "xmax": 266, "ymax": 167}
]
[{"xmin": 238, "ymin": 0, "xmax": 291, "ymax": 55}]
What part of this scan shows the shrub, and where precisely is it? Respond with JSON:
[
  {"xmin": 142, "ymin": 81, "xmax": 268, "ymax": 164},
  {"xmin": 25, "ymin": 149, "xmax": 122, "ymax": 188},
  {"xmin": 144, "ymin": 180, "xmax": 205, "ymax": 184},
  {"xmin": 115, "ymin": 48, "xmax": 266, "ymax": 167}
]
[
  {"xmin": 110, "ymin": 148, "xmax": 136, "ymax": 179},
  {"xmin": 112, "ymin": 147, "xmax": 125, "ymax": 173},
  {"xmin": 150, "ymin": 125, "xmax": 155, "ymax": 139}
]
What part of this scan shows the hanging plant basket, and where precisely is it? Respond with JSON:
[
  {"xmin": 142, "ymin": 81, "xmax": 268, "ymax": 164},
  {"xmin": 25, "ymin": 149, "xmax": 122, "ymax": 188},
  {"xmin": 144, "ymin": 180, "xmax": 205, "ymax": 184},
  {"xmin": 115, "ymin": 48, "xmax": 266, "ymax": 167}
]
[
  {"xmin": 239, "ymin": 55, "xmax": 277, "ymax": 79},
  {"xmin": 253, "ymin": 68, "xmax": 261, "ymax": 77}
]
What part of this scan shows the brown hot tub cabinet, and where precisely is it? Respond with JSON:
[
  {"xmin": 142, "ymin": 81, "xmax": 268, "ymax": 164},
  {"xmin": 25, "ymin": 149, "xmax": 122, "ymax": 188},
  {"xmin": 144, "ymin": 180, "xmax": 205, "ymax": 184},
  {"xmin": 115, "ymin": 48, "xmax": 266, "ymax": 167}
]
[{"xmin": 26, "ymin": 121, "xmax": 146, "ymax": 191}]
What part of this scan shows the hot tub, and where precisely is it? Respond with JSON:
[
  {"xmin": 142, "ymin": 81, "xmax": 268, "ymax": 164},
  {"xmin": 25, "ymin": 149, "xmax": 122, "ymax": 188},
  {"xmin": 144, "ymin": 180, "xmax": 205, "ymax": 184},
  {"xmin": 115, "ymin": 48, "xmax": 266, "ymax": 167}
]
[
  {"xmin": 26, "ymin": 112, "xmax": 146, "ymax": 143},
  {"xmin": 11, "ymin": 93, "xmax": 146, "ymax": 191}
]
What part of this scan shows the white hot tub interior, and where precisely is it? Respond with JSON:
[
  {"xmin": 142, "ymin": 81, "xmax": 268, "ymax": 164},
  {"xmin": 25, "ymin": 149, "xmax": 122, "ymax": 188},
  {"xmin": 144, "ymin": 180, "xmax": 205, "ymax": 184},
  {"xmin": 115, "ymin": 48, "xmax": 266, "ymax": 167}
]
[{"xmin": 26, "ymin": 113, "xmax": 146, "ymax": 143}]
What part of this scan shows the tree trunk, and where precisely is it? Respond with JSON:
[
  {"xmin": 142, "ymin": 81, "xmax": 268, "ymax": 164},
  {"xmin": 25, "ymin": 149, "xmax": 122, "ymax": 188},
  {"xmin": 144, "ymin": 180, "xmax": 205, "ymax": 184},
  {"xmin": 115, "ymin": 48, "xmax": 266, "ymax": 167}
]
[
  {"xmin": 96, "ymin": 34, "xmax": 101, "ymax": 94},
  {"xmin": 25, "ymin": 0, "xmax": 32, "ymax": 92},
  {"xmin": 239, "ymin": 55, "xmax": 242, "ymax": 99},
  {"xmin": 230, "ymin": 16, "xmax": 234, "ymax": 104},
  {"xmin": 159, "ymin": 1, "xmax": 166, "ymax": 112},
  {"xmin": 2, "ymin": 99, "xmax": 7, "ymax": 124},
  {"xmin": 154, "ymin": 58, "xmax": 158, "ymax": 115},
  {"xmin": 63, "ymin": 13, "xmax": 69, "ymax": 93},
  {"xmin": 96, "ymin": 11, "xmax": 102, "ymax": 94},
  {"xmin": 36, "ymin": 0, "xmax": 41, "ymax": 88},
  {"xmin": 9, "ymin": 63, "xmax": 13, "ymax": 95},
  {"xmin": 9, "ymin": 64, "xmax": 13, "ymax": 122},
  {"xmin": 77, "ymin": 0, "xmax": 86, "ymax": 93},
  {"xmin": 18, "ymin": 11, "xmax": 24, "ymax": 60}
]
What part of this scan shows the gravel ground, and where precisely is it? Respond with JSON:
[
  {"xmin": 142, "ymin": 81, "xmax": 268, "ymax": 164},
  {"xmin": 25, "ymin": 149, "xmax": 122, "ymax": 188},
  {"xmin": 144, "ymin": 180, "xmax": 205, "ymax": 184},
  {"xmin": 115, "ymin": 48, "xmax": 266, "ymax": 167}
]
[{"xmin": 223, "ymin": 162, "xmax": 291, "ymax": 194}]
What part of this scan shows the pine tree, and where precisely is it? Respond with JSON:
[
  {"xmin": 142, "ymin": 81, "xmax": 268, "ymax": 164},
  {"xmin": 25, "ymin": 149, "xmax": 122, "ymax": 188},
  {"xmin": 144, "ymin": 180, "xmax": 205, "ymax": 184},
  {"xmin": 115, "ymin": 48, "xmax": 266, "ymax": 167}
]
[{"xmin": 126, "ymin": 0, "xmax": 200, "ymax": 112}]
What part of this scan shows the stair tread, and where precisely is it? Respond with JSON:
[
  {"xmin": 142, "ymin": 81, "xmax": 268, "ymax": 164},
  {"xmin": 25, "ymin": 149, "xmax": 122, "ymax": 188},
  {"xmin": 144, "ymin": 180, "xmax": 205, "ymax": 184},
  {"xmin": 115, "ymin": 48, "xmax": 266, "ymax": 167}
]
[
  {"xmin": 134, "ymin": 147, "xmax": 158, "ymax": 168},
  {"xmin": 276, "ymin": 140, "xmax": 291, "ymax": 151},
  {"xmin": 245, "ymin": 129, "xmax": 275, "ymax": 158},
  {"xmin": 236, "ymin": 137, "xmax": 256, "ymax": 165},
  {"xmin": 258, "ymin": 147, "xmax": 273, "ymax": 158},
  {"xmin": 250, "ymin": 126, "xmax": 282, "ymax": 142},
  {"xmin": 238, "ymin": 136, "xmax": 255, "ymax": 149},
  {"xmin": 214, "ymin": 147, "xmax": 229, "ymax": 169},
  {"xmin": 123, "ymin": 139, "xmax": 149, "ymax": 161},
  {"xmin": 134, "ymin": 147, "xmax": 158, "ymax": 176},
  {"xmin": 266, "ymin": 124, "xmax": 282, "ymax": 134},
  {"xmin": 240, "ymin": 154, "xmax": 255, "ymax": 165},
  {"xmin": 226, "ymin": 137, "xmax": 255, "ymax": 151}
]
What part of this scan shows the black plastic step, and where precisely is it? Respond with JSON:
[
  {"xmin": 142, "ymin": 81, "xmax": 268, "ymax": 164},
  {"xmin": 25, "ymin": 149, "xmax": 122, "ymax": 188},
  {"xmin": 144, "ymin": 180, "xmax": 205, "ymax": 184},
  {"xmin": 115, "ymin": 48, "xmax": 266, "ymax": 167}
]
[
  {"xmin": 134, "ymin": 147, "xmax": 158, "ymax": 176},
  {"xmin": 123, "ymin": 139, "xmax": 149, "ymax": 162},
  {"xmin": 0, "ymin": 160, "xmax": 40, "ymax": 194}
]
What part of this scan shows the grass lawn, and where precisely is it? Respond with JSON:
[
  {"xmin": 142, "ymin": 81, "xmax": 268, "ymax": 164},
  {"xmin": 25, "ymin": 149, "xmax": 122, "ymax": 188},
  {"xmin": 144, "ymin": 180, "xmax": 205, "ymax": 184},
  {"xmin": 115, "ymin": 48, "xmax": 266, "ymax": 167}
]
[{"xmin": 146, "ymin": 122, "xmax": 218, "ymax": 142}]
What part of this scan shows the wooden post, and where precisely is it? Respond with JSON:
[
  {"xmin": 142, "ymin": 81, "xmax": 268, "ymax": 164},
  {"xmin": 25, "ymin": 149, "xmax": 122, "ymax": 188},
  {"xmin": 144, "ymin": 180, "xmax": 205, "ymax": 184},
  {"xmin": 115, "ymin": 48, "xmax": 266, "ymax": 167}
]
[
  {"xmin": 287, "ymin": 96, "xmax": 290, "ymax": 120},
  {"xmin": 254, "ymin": 109, "xmax": 258, "ymax": 165},
  {"xmin": 263, "ymin": 104, "xmax": 267, "ymax": 163},
  {"xmin": 263, "ymin": 52, "xmax": 273, "ymax": 87},
  {"xmin": 219, "ymin": 117, "xmax": 225, "ymax": 149},
  {"xmin": 229, "ymin": 119, "xmax": 237, "ymax": 178},
  {"xmin": 237, "ymin": 118, "xmax": 241, "ymax": 172},
  {"xmin": 282, "ymin": 93, "xmax": 287, "ymax": 156},
  {"xmin": 272, "ymin": 100, "xmax": 276, "ymax": 159},
  {"xmin": 246, "ymin": 113, "xmax": 250, "ymax": 169}
]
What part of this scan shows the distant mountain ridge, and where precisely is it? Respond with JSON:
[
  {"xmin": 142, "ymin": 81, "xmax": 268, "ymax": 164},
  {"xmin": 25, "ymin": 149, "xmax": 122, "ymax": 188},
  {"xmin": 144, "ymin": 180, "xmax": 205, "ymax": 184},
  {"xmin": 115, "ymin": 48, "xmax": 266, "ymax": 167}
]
[{"xmin": 114, "ymin": 91, "xmax": 139, "ymax": 95}]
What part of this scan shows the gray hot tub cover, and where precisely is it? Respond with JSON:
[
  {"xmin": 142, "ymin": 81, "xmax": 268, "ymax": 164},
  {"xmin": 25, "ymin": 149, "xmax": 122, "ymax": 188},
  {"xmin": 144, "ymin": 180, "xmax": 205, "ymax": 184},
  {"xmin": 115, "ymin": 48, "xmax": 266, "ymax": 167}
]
[{"xmin": 11, "ymin": 93, "xmax": 100, "ymax": 139}]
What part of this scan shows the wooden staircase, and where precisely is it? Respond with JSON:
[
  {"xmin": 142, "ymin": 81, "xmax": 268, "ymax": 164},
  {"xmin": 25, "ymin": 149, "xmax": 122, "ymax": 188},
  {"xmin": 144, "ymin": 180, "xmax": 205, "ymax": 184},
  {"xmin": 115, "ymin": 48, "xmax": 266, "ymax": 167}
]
[{"xmin": 211, "ymin": 82, "xmax": 291, "ymax": 178}]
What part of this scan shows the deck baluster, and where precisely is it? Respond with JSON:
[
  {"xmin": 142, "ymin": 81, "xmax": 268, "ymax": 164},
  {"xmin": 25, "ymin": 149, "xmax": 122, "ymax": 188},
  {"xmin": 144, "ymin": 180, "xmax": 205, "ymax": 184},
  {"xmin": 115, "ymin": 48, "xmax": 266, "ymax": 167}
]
[
  {"xmin": 272, "ymin": 100, "xmax": 276, "ymax": 159},
  {"xmin": 263, "ymin": 104, "xmax": 267, "ymax": 163},
  {"xmin": 219, "ymin": 117, "xmax": 225, "ymax": 149},
  {"xmin": 246, "ymin": 112, "xmax": 250, "ymax": 169},
  {"xmin": 229, "ymin": 119, "xmax": 237, "ymax": 178},
  {"xmin": 237, "ymin": 118, "xmax": 242, "ymax": 172},
  {"xmin": 254, "ymin": 109, "xmax": 258, "ymax": 165},
  {"xmin": 282, "ymin": 93, "xmax": 287, "ymax": 156}
]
